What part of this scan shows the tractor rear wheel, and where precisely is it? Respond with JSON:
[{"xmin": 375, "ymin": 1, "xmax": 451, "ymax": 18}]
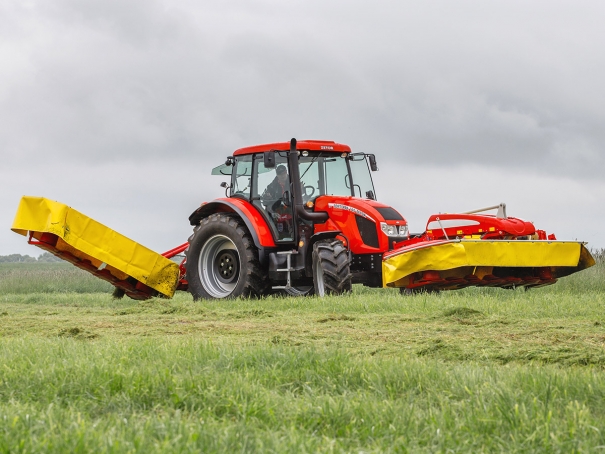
[
  {"xmin": 312, "ymin": 239, "xmax": 352, "ymax": 296},
  {"xmin": 186, "ymin": 214, "xmax": 269, "ymax": 300}
]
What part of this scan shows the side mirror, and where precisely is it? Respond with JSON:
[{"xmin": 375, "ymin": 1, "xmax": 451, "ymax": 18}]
[
  {"xmin": 264, "ymin": 151, "xmax": 276, "ymax": 168},
  {"xmin": 220, "ymin": 181, "xmax": 231, "ymax": 197},
  {"xmin": 368, "ymin": 154, "xmax": 378, "ymax": 171}
]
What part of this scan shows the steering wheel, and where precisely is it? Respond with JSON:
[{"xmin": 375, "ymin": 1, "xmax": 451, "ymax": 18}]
[{"xmin": 303, "ymin": 185, "xmax": 315, "ymax": 200}]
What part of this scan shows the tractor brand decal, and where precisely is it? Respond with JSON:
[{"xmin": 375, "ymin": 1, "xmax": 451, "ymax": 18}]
[
  {"xmin": 328, "ymin": 203, "xmax": 375, "ymax": 221},
  {"xmin": 320, "ymin": 145, "xmax": 334, "ymax": 150}
]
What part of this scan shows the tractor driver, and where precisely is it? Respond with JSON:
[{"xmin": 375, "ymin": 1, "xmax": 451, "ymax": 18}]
[
  {"xmin": 264, "ymin": 165, "xmax": 289, "ymax": 200},
  {"xmin": 261, "ymin": 165, "xmax": 293, "ymax": 239}
]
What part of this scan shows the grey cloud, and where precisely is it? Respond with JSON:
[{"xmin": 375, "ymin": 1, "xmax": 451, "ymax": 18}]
[
  {"xmin": 3, "ymin": 0, "xmax": 604, "ymax": 174},
  {"xmin": 2, "ymin": 0, "xmax": 605, "ymax": 255}
]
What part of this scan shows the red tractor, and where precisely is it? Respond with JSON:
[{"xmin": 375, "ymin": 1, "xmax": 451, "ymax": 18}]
[
  {"xmin": 11, "ymin": 138, "xmax": 595, "ymax": 300},
  {"xmin": 182, "ymin": 138, "xmax": 594, "ymax": 299}
]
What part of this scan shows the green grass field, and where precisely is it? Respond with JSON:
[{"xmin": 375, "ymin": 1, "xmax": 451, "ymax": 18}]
[{"xmin": 1, "ymin": 255, "xmax": 604, "ymax": 453}]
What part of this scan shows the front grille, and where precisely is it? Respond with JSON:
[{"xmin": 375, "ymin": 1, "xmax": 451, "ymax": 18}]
[{"xmin": 355, "ymin": 215, "xmax": 379, "ymax": 248}]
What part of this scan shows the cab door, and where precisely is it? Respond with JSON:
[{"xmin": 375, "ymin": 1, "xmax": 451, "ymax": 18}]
[{"xmin": 251, "ymin": 153, "xmax": 296, "ymax": 243}]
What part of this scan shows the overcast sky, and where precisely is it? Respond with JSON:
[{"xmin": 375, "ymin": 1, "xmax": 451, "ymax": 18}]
[{"xmin": 2, "ymin": 0, "xmax": 604, "ymax": 256}]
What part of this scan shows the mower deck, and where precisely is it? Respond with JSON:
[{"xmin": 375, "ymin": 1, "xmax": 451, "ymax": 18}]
[
  {"xmin": 382, "ymin": 239, "xmax": 595, "ymax": 291},
  {"xmin": 11, "ymin": 196, "xmax": 180, "ymax": 299}
]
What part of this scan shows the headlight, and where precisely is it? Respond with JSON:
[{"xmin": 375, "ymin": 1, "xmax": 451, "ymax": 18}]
[
  {"xmin": 381, "ymin": 222, "xmax": 409, "ymax": 238},
  {"xmin": 398, "ymin": 225, "xmax": 409, "ymax": 238},
  {"xmin": 381, "ymin": 222, "xmax": 397, "ymax": 236}
]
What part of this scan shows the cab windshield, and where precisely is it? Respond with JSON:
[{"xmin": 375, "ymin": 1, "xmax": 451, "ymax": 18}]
[{"xmin": 298, "ymin": 152, "xmax": 376, "ymax": 200}]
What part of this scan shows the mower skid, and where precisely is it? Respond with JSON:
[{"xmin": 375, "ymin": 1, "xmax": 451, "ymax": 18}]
[
  {"xmin": 11, "ymin": 196, "xmax": 180, "ymax": 299},
  {"xmin": 382, "ymin": 239, "xmax": 595, "ymax": 291}
]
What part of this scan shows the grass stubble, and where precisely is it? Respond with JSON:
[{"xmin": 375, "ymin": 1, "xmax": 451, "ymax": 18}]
[{"xmin": 0, "ymin": 256, "xmax": 604, "ymax": 453}]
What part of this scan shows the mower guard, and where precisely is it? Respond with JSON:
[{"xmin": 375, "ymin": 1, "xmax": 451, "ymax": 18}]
[
  {"xmin": 11, "ymin": 196, "xmax": 180, "ymax": 299},
  {"xmin": 382, "ymin": 239, "xmax": 595, "ymax": 289}
]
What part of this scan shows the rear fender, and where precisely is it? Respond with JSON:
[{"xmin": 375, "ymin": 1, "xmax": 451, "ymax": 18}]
[{"xmin": 189, "ymin": 199, "xmax": 276, "ymax": 262}]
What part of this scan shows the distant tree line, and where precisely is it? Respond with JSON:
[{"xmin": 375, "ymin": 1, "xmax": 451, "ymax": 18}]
[{"xmin": 0, "ymin": 252, "xmax": 62, "ymax": 263}]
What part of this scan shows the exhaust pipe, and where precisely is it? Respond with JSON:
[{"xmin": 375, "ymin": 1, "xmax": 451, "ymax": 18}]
[{"xmin": 288, "ymin": 138, "xmax": 328, "ymax": 223}]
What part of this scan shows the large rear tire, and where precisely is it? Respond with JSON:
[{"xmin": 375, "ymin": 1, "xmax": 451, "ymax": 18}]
[
  {"xmin": 312, "ymin": 239, "xmax": 352, "ymax": 296},
  {"xmin": 186, "ymin": 214, "xmax": 269, "ymax": 300}
]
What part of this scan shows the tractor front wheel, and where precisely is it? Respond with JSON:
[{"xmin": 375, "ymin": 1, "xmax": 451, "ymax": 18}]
[
  {"xmin": 186, "ymin": 214, "xmax": 269, "ymax": 300},
  {"xmin": 312, "ymin": 239, "xmax": 352, "ymax": 296}
]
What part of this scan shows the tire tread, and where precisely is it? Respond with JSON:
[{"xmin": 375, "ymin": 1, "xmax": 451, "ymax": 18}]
[
  {"xmin": 313, "ymin": 239, "xmax": 352, "ymax": 295},
  {"xmin": 186, "ymin": 213, "xmax": 269, "ymax": 299}
]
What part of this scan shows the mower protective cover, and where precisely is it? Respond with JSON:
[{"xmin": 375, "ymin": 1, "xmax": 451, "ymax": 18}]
[
  {"xmin": 11, "ymin": 196, "xmax": 180, "ymax": 299},
  {"xmin": 382, "ymin": 239, "xmax": 594, "ymax": 290}
]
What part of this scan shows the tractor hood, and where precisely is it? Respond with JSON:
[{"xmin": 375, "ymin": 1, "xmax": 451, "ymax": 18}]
[
  {"xmin": 315, "ymin": 196, "xmax": 407, "ymax": 225},
  {"xmin": 313, "ymin": 196, "xmax": 407, "ymax": 254}
]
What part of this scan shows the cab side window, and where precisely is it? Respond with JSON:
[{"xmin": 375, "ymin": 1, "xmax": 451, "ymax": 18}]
[
  {"xmin": 298, "ymin": 156, "xmax": 321, "ymax": 200},
  {"xmin": 348, "ymin": 156, "xmax": 375, "ymax": 199},
  {"xmin": 324, "ymin": 157, "xmax": 350, "ymax": 196},
  {"xmin": 252, "ymin": 154, "xmax": 295, "ymax": 242},
  {"xmin": 231, "ymin": 155, "xmax": 253, "ymax": 198},
  {"xmin": 255, "ymin": 161, "xmax": 279, "ymax": 199}
]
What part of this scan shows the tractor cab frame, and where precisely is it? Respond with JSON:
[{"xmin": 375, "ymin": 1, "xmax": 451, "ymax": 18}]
[{"xmin": 212, "ymin": 140, "xmax": 378, "ymax": 248}]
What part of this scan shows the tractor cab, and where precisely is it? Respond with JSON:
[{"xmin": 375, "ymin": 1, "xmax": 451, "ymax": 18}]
[{"xmin": 211, "ymin": 140, "xmax": 379, "ymax": 246}]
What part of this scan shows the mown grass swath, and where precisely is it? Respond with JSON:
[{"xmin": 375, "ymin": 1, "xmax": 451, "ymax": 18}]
[{"xmin": 0, "ymin": 250, "xmax": 603, "ymax": 452}]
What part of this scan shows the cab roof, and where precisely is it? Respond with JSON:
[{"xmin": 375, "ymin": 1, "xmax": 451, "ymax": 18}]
[{"xmin": 233, "ymin": 140, "xmax": 351, "ymax": 156}]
